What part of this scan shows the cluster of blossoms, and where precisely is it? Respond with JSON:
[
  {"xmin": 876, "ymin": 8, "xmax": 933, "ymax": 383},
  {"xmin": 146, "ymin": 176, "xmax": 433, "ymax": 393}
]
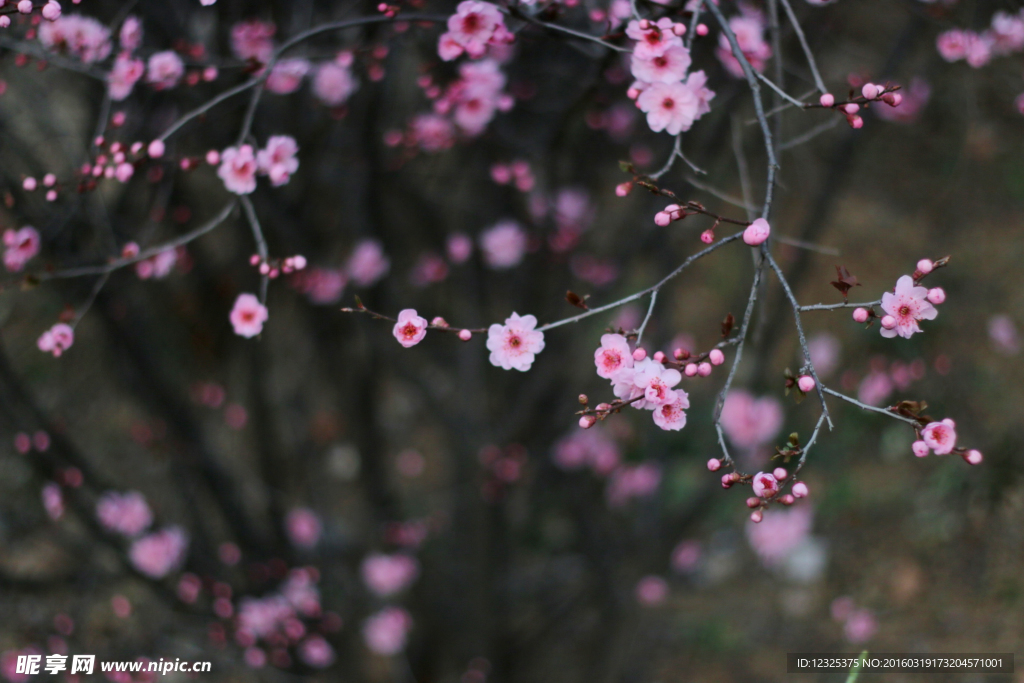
[
  {"xmin": 816, "ymin": 81, "xmax": 905, "ymax": 130},
  {"xmin": 358, "ymin": 551, "xmax": 419, "ymax": 655},
  {"xmin": 38, "ymin": 13, "xmax": 111, "ymax": 64},
  {"xmin": 431, "ymin": 59, "xmax": 514, "ymax": 138},
  {"xmin": 132, "ymin": 247, "xmax": 181, "ymax": 280},
  {"xmin": 936, "ymin": 9, "xmax": 1024, "ymax": 68},
  {"xmin": 553, "ymin": 428, "xmax": 661, "ymax": 507},
  {"xmin": 626, "ymin": 18, "xmax": 715, "ymax": 135},
  {"xmin": 2, "ymin": 226, "xmax": 40, "ymax": 271},
  {"xmin": 288, "ymin": 239, "xmax": 391, "ymax": 307},
  {"xmin": 715, "ymin": 5, "xmax": 772, "ymax": 77},
  {"xmin": 36, "ymin": 323, "xmax": 74, "ymax": 357},
  {"xmin": 437, "ymin": 1, "xmax": 513, "ymax": 61},
  {"xmin": 128, "ymin": 526, "xmax": 189, "ymax": 579},
  {"xmin": 912, "ymin": 418, "xmax": 982, "ymax": 464},
  {"xmin": 715, "ymin": 464, "xmax": 809, "ymax": 523},
  {"xmin": 216, "ymin": 136, "xmax": 299, "ymax": 195},
  {"xmin": 851, "ymin": 261, "xmax": 946, "ymax": 339},
  {"xmin": 96, "ymin": 491, "xmax": 153, "ymax": 537}
]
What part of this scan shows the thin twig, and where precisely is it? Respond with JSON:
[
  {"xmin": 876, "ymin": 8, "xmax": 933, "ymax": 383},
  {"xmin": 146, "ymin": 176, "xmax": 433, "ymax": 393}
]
[
  {"xmin": 755, "ymin": 70, "xmax": 806, "ymax": 109},
  {"xmin": 778, "ymin": 0, "xmax": 828, "ymax": 94},
  {"xmin": 821, "ymin": 386, "xmax": 921, "ymax": 426},
  {"xmin": 799, "ymin": 299, "xmax": 881, "ymax": 311},
  {"xmin": 773, "ymin": 235, "xmax": 840, "ymax": 256},
  {"xmin": 239, "ymin": 196, "xmax": 270, "ymax": 303},
  {"xmin": 777, "ymin": 117, "xmax": 840, "ymax": 152},
  {"xmin": 635, "ymin": 291, "xmax": 658, "ymax": 346},
  {"xmin": 712, "ymin": 263, "xmax": 764, "ymax": 423}
]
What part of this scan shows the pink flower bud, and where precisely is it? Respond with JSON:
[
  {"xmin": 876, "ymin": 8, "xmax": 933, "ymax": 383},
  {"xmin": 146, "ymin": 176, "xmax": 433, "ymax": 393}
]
[
  {"xmin": 797, "ymin": 375, "xmax": 815, "ymax": 393},
  {"xmin": 206, "ymin": 150, "xmax": 220, "ymax": 165},
  {"xmin": 673, "ymin": 347, "xmax": 688, "ymax": 360},
  {"xmin": 779, "ymin": 494, "xmax": 795, "ymax": 505},
  {"xmin": 615, "ymin": 182, "xmax": 632, "ymax": 197},
  {"xmin": 750, "ymin": 510, "xmax": 763, "ymax": 523},
  {"xmin": 742, "ymin": 218, "xmax": 770, "ymax": 246},
  {"xmin": 772, "ymin": 467, "xmax": 787, "ymax": 481},
  {"xmin": 964, "ymin": 449, "xmax": 983, "ymax": 465},
  {"xmin": 844, "ymin": 103, "xmax": 860, "ymax": 115},
  {"xmin": 42, "ymin": 1, "xmax": 61, "ymax": 20},
  {"xmin": 430, "ymin": 316, "xmax": 448, "ymax": 327},
  {"xmin": 720, "ymin": 474, "xmax": 733, "ymax": 488},
  {"xmin": 595, "ymin": 403, "xmax": 611, "ymax": 412},
  {"xmin": 700, "ymin": 229, "xmax": 715, "ymax": 244},
  {"xmin": 849, "ymin": 115, "xmax": 864, "ymax": 129},
  {"xmin": 292, "ymin": 255, "xmax": 307, "ymax": 270},
  {"xmin": 579, "ymin": 415, "xmax": 596, "ymax": 429},
  {"xmin": 148, "ymin": 140, "xmax": 166, "ymax": 158},
  {"xmin": 852, "ymin": 307, "xmax": 870, "ymax": 323},
  {"xmin": 653, "ymin": 351, "xmax": 665, "ymax": 363},
  {"xmin": 43, "ymin": 173, "xmax": 56, "ymax": 187},
  {"xmin": 654, "ymin": 212, "xmax": 671, "ymax": 227},
  {"xmin": 22, "ymin": 177, "xmax": 36, "ymax": 191},
  {"xmin": 0, "ymin": 16, "xmax": 10, "ymax": 27},
  {"xmin": 632, "ymin": 348, "xmax": 646, "ymax": 361},
  {"xmin": 18, "ymin": 0, "xmax": 33, "ymax": 13},
  {"xmin": 684, "ymin": 363, "xmax": 698, "ymax": 377},
  {"xmin": 912, "ymin": 440, "xmax": 929, "ymax": 457},
  {"xmin": 889, "ymin": 92, "xmax": 903, "ymax": 107},
  {"xmin": 697, "ymin": 362, "xmax": 712, "ymax": 377},
  {"xmin": 861, "ymin": 83, "xmax": 879, "ymax": 100},
  {"xmin": 880, "ymin": 315, "xmax": 897, "ymax": 330},
  {"xmin": 458, "ymin": 329, "xmax": 472, "ymax": 341},
  {"xmin": 916, "ymin": 258, "xmax": 933, "ymax": 274},
  {"xmin": 707, "ymin": 458, "xmax": 721, "ymax": 471},
  {"xmin": 708, "ymin": 349, "xmax": 724, "ymax": 366},
  {"xmin": 926, "ymin": 287, "xmax": 945, "ymax": 305},
  {"xmin": 792, "ymin": 481, "xmax": 808, "ymax": 498},
  {"xmin": 639, "ymin": 19, "xmax": 650, "ymax": 29},
  {"xmin": 819, "ymin": 93, "xmax": 835, "ymax": 107},
  {"xmin": 671, "ymin": 23, "xmax": 686, "ymax": 36},
  {"xmin": 746, "ymin": 497, "xmax": 760, "ymax": 509},
  {"xmin": 696, "ymin": 23, "xmax": 708, "ymax": 36}
]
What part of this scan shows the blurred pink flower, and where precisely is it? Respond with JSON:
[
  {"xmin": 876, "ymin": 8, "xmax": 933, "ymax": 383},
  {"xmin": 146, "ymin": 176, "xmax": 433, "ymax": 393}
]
[
  {"xmin": 96, "ymin": 490, "xmax": 153, "ymax": 537},
  {"xmin": 720, "ymin": 390, "xmax": 783, "ymax": 449},
  {"xmin": 361, "ymin": 553, "xmax": 420, "ymax": 597},
  {"xmin": 129, "ymin": 526, "xmax": 188, "ymax": 578},
  {"xmin": 362, "ymin": 607, "xmax": 412, "ymax": 656},
  {"xmin": 346, "ymin": 239, "xmax": 390, "ymax": 287},
  {"xmin": 479, "ymin": 220, "xmax": 527, "ymax": 269},
  {"xmin": 298, "ymin": 635, "xmax": 335, "ymax": 669},
  {"xmin": 146, "ymin": 51, "xmax": 184, "ymax": 90},
  {"xmin": 230, "ymin": 20, "xmax": 275, "ymax": 63},
  {"xmin": 635, "ymin": 575, "xmax": 668, "ymax": 605},
  {"xmin": 285, "ymin": 507, "xmax": 322, "ymax": 549},
  {"xmin": 745, "ymin": 505, "xmax": 813, "ymax": 567},
  {"xmin": 988, "ymin": 315, "xmax": 1020, "ymax": 354},
  {"xmin": 3, "ymin": 227, "xmax": 40, "ymax": 272}
]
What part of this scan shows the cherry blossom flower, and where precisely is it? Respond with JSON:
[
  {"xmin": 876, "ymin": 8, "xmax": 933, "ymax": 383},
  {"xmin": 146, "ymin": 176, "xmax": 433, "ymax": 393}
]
[
  {"xmin": 634, "ymin": 359, "xmax": 683, "ymax": 406},
  {"xmin": 392, "ymin": 309, "xmax": 428, "ymax": 348},
  {"xmin": 256, "ymin": 135, "xmax": 299, "ymax": 186},
  {"xmin": 129, "ymin": 526, "xmax": 189, "ymax": 578},
  {"xmin": 361, "ymin": 553, "xmax": 420, "ymax": 597},
  {"xmin": 685, "ymin": 70, "xmax": 716, "ymax": 117},
  {"xmin": 291, "ymin": 267, "xmax": 347, "ymax": 305},
  {"xmin": 346, "ymin": 239, "xmax": 390, "ymax": 287},
  {"xmin": 716, "ymin": 10, "xmax": 772, "ymax": 77},
  {"xmin": 230, "ymin": 19, "xmax": 275, "ymax": 63},
  {"xmin": 362, "ymin": 607, "xmax": 412, "ymax": 656},
  {"xmin": 39, "ymin": 14, "xmax": 112, "ymax": 63},
  {"xmin": 37, "ymin": 323, "xmax": 74, "ymax": 357},
  {"xmin": 135, "ymin": 248, "xmax": 177, "ymax": 280},
  {"xmin": 108, "ymin": 52, "xmax": 145, "ymax": 100},
  {"xmin": 637, "ymin": 81, "xmax": 701, "ymax": 135},
  {"xmin": 552, "ymin": 429, "xmax": 621, "ymax": 474},
  {"xmin": 446, "ymin": 232, "xmax": 473, "ymax": 263},
  {"xmin": 3, "ymin": 226, "xmax": 40, "ymax": 272},
  {"xmin": 119, "ymin": 15, "xmax": 142, "ymax": 52},
  {"xmin": 626, "ymin": 17, "xmax": 684, "ymax": 60},
  {"xmin": 606, "ymin": 462, "xmax": 661, "ymax": 507},
  {"xmin": 266, "ymin": 58, "xmax": 310, "ymax": 95},
  {"xmin": 409, "ymin": 113, "xmax": 456, "ymax": 152},
  {"xmin": 436, "ymin": 59, "xmax": 513, "ymax": 136},
  {"xmin": 312, "ymin": 60, "xmax": 358, "ymax": 107},
  {"xmin": 652, "ymin": 393, "xmax": 690, "ymax": 431},
  {"xmin": 743, "ymin": 217, "xmax": 771, "ymax": 246},
  {"xmin": 229, "ymin": 293, "xmax": 268, "ymax": 338},
  {"xmin": 594, "ymin": 333, "xmax": 634, "ymax": 379},
  {"xmin": 857, "ymin": 371, "xmax": 893, "ymax": 406},
  {"xmin": 297, "ymin": 636, "xmax": 335, "ymax": 669},
  {"xmin": 630, "ymin": 44, "xmax": 692, "ymax": 84},
  {"xmin": 487, "ymin": 313, "xmax": 545, "ymax": 371},
  {"xmin": 879, "ymin": 275, "xmax": 938, "ymax": 339},
  {"xmin": 751, "ymin": 471, "xmax": 779, "ymax": 498},
  {"xmin": 745, "ymin": 505, "xmax": 813, "ymax": 567},
  {"xmin": 96, "ymin": 491, "xmax": 153, "ymax": 537},
  {"xmin": 437, "ymin": 1, "xmax": 513, "ymax": 61},
  {"xmin": 720, "ymin": 390, "xmax": 783, "ymax": 449},
  {"xmin": 479, "ymin": 220, "xmax": 527, "ymax": 269},
  {"xmin": 218, "ymin": 145, "xmax": 259, "ymax": 194},
  {"xmin": 921, "ymin": 418, "xmax": 957, "ymax": 455},
  {"xmin": 145, "ymin": 51, "xmax": 184, "ymax": 90},
  {"xmin": 285, "ymin": 507, "xmax": 322, "ymax": 548},
  {"xmin": 936, "ymin": 29, "xmax": 969, "ymax": 62}
]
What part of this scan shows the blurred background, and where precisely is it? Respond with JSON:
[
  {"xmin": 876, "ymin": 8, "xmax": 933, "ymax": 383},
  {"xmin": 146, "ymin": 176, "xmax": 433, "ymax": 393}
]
[{"xmin": 0, "ymin": 0, "xmax": 1021, "ymax": 681}]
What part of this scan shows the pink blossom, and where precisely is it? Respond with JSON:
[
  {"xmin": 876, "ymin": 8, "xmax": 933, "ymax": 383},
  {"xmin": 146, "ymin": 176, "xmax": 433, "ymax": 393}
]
[
  {"xmin": 129, "ymin": 526, "xmax": 189, "ymax": 578},
  {"xmin": 594, "ymin": 333, "xmax": 634, "ymax": 379},
  {"xmin": 635, "ymin": 575, "xmax": 668, "ymax": 605},
  {"xmin": 446, "ymin": 232, "xmax": 473, "ymax": 263},
  {"xmin": 3, "ymin": 226, "xmax": 40, "ymax": 271},
  {"xmin": 42, "ymin": 482, "xmax": 63, "ymax": 520},
  {"xmin": 256, "ymin": 135, "xmax": 299, "ymax": 186},
  {"xmin": 626, "ymin": 18, "xmax": 684, "ymax": 59},
  {"xmin": 409, "ymin": 253, "xmax": 449, "ymax": 287},
  {"xmin": 392, "ymin": 309, "xmax": 428, "ymax": 348},
  {"xmin": 964, "ymin": 32, "xmax": 993, "ymax": 68},
  {"xmin": 312, "ymin": 60, "xmax": 358, "ymax": 106},
  {"xmin": 291, "ymin": 267, "xmax": 347, "ymax": 305},
  {"xmin": 346, "ymin": 239, "xmax": 390, "ymax": 287},
  {"xmin": 266, "ymin": 58, "xmax": 310, "ymax": 94},
  {"xmin": 685, "ymin": 70, "xmax": 716, "ymax": 117},
  {"xmin": 297, "ymin": 636, "xmax": 335, "ymax": 669},
  {"xmin": 671, "ymin": 539, "xmax": 701, "ymax": 572},
  {"xmin": 844, "ymin": 609, "xmax": 877, "ymax": 643},
  {"xmin": 988, "ymin": 315, "xmax": 1020, "ymax": 354},
  {"xmin": 719, "ymin": 390, "xmax": 783, "ymax": 449},
  {"xmin": 716, "ymin": 12, "xmax": 772, "ymax": 77},
  {"xmin": 362, "ymin": 607, "xmax": 412, "ymax": 656},
  {"xmin": 875, "ymin": 78, "xmax": 930, "ymax": 123},
  {"xmin": 37, "ymin": 323, "xmax": 74, "ymax": 357},
  {"xmin": 439, "ymin": 59, "xmax": 512, "ymax": 135},
  {"xmin": 652, "ymin": 393, "xmax": 690, "ymax": 431},
  {"xmin": 752, "ymin": 471, "xmax": 779, "ymax": 498},
  {"xmin": 857, "ymin": 371, "xmax": 893, "ymax": 406},
  {"xmin": 229, "ymin": 293, "xmax": 268, "ymax": 338},
  {"xmin": 606, "ymin": 462, "xmax": 661, "ymax": 506},
  {"xmin": 119, "ymin": 16, "xmax": 142, "ymax": 51},
  {"xmin": 807, "ymin": 332, "xmax": 841, "ymax": 378},
  {"xmin": 745, "ymin": 505, "xmax": 813, "ymax": 567},
  {"xmin": 361, "ymin": 553, "xmax": 420, "ymax": 596},
  {"xmin": 135, "ymin": 248, "xmax": 177, "ymax": 280},
  {"xmin": 879, "ymin": 275, "xmax": 937, "ymax": 339},
  {"xmin": 630, "ymin": 44, "xmax": 692, "ymax": 84},
  {"xmin": 409, "ymin": 113, "xmax": 456, "ymax": 152},
  {"xmin": 479, "ymin": 220, "xmax": 527, "ymax": 269},
  {"xmin": 96, "ymin": 490, "xmax": 153, "ymax": 537},
  {"xmin": 39, "ymin": 14, "xmax": 112, "ymax": 63},
  {"xmin": 912, "ymin": 440, "xmax": 929, "ymax": 457},
  {"xmin": 743, "ymin": 217, "xmax": 771, "ymax": 246},
  {"xmin": 218, "ymin": 145, "xmax": 259, "ymax": 194},
  {"xmin": 936, "ymin": 29, "xmax": 969, "ymax": 61},
  {"xmin": 487, "ymin": 313, "xmax": 545, "ymax": 371},
  {"xmin": 238, "ymin": 595, "xmax": 294, "ymax": 638},
  {"xmin": 637, "ymin": 81, "xmax": 701, "ymax": 134},
  {"xmin": 108, "ymin": 52, "xmax": 145, "ymax": 100},
  {"xmin": 437, "ymin": 1, "xmax": 512, "ymax": 61},
  {"xmin": 285, "ymin": 507, "xmax": 322, "ymax": 548},
  {"xmin": 553, "ymin": 429, "xmax": 621, "ymax": 473},
  {"xmin": 921, "ymin": 419, "xmax": 956, "ymax": 455},
  {"xmin": 230, "ymin": 20, "xmax": 276, "ymax": 63},
  {"xmin": 989, "ymin": 11, "xmax": 1024, "ymax": 55},
  {"xmin": 146, "ymin": 51, "xmax": 184, "ymax": 89},
  {"xmin": 282, "ymin": 568, "xmax": 322, "ymax": 616},
  {"xmin": 634, "ymin": 359, "xmax": 683, "ymax": 407}
]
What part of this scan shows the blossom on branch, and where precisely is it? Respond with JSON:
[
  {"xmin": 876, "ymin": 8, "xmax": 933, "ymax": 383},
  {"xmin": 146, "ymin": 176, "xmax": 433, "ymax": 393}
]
[
  {"xmin": 879, "ymin": 275, "xmax": 938, "ymax": 339},
  {"xmin": 487, "ymin": 313, "xmax": 545, "ymax": 371},
  {"xmin": 392, "ymin": 309, "xmax": 428, "ymax": 348}
]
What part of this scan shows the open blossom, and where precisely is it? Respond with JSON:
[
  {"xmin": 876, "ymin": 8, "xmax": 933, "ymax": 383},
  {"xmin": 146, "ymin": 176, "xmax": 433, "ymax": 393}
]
[
  {"xmin": 487, "ymin": 313, "xmax": 545, "ymax": 371},
  {"xmin": 119, "ymin": 16, "xmax": 142, "ymax": 51},
  {"xmin": 346, "ymin": 239, "xmax": 390, "ymax": 287},
  {"xmin": 266, "ymin": 58, "xmax": 310, "ymax": 94},
  {"xmin": 285, "ymin": 507, "xmax": 322, "ymax": 548},
  {"xmin": 96, "ymin": 491, "xmax": 153, "ymax": 537},
  {"xmin": 720, "ymin": 390, "xmax": 783, "ymax": 449},
  {"xmin": 108, "ymin": 52, "xmax": 145, "ymax": 100},
  {"xmin": 685, "ymin": 70, "xmax": 715, "ymax": 117},
  {"xmin": 256, "ymin": 135, "xmax": 299, "ymax": 186},
  {"xmin": 230, "ymin": 19, "xmax": 275, "ymax": 63},
  {"xmin": 751, "ymin": 471, "xmax": 779, "ymax": 498},
  {"xmin": 879, "ymin": 275, "xmax": 938, "ymax": 339},
  {"xmin": 146, "ymin": 51, "xmax": 184, "ymax": 89},
  {"xmin": 37, "ymin": 323, "xmax": 74, "ymax": 357},
  {"xmin": 921, "ymin": 419, "xmax": 957, "ymax": 455},
  {"xmin": 652, "ymin": 393, "xmax": 690, "ymax": 431},
  {"xmin": 637, "ymin": 81, "xmax": 701, "ymax": 134},
  {"xmin": 594, "ymin": 333, "xmax": 633, "ymax": 379},
  {"xmin": 229, "ymin": 293, "xmax": 268, "ymax": 338},
  {"xmin": 135, "ymin": 248, "xmax": 177, "ymax": 280},
  {"xmin": 437, "ymin": 59, "xmax": 513, "ymax": 136},
  {"xmin": 363, "ymin": 607, "xmax": 412, "ymax": 656},
  {"xmin": 437, "ymin": 1, "xmax": 513, "ymax": 61},
  {"xmin": 392, "ymin": 309, "xmax": 428, "ymax": 348},
  {"xmin": 634, "ymin": 359, "xmax": 683, "ymax": 406},
  {"xmin": 479, "ymin": 220, "xmax": 527, "ymax": 269},
  {"xmin": 630, "ymin": 44, "xmax": 692, "ymax": 84},
  {"xmin": 716, "ymin": 11, "xmax": 772, "ymax": 77},
  {"xmin": 626, "ymin": 17, "xmax": 684, "ymax": 59},
  {"xmin": 3, "ymin": 226, "xmax": 40, "ymax": 272},
  {"xmin": 361, "ymin": 553, "xmax": 420, "ymax": 597},
  {"xmin": 218, "ymin": 145, "xmax": 259, "ymax": 194},
  {"xmin": 312, "ymin": 59, "xmax": 359, "ymax": 106},
  {"xmin": 39, "ymin": 14, "xmax": 112, "ymax": 63},
  {"xmin": 936, "ymin": 29, "xmax": 969, "ymax": 61},
  {"xmin": 409, "ymin": 113, "xmax": 456, "ymax": 152},
  {"xmin": 298, "ymin": 636, "xmax": 335, "ymax": 669},
  {"xmin": 129, "ymin": 527, "xmax": 189, "ymax": 579}
]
